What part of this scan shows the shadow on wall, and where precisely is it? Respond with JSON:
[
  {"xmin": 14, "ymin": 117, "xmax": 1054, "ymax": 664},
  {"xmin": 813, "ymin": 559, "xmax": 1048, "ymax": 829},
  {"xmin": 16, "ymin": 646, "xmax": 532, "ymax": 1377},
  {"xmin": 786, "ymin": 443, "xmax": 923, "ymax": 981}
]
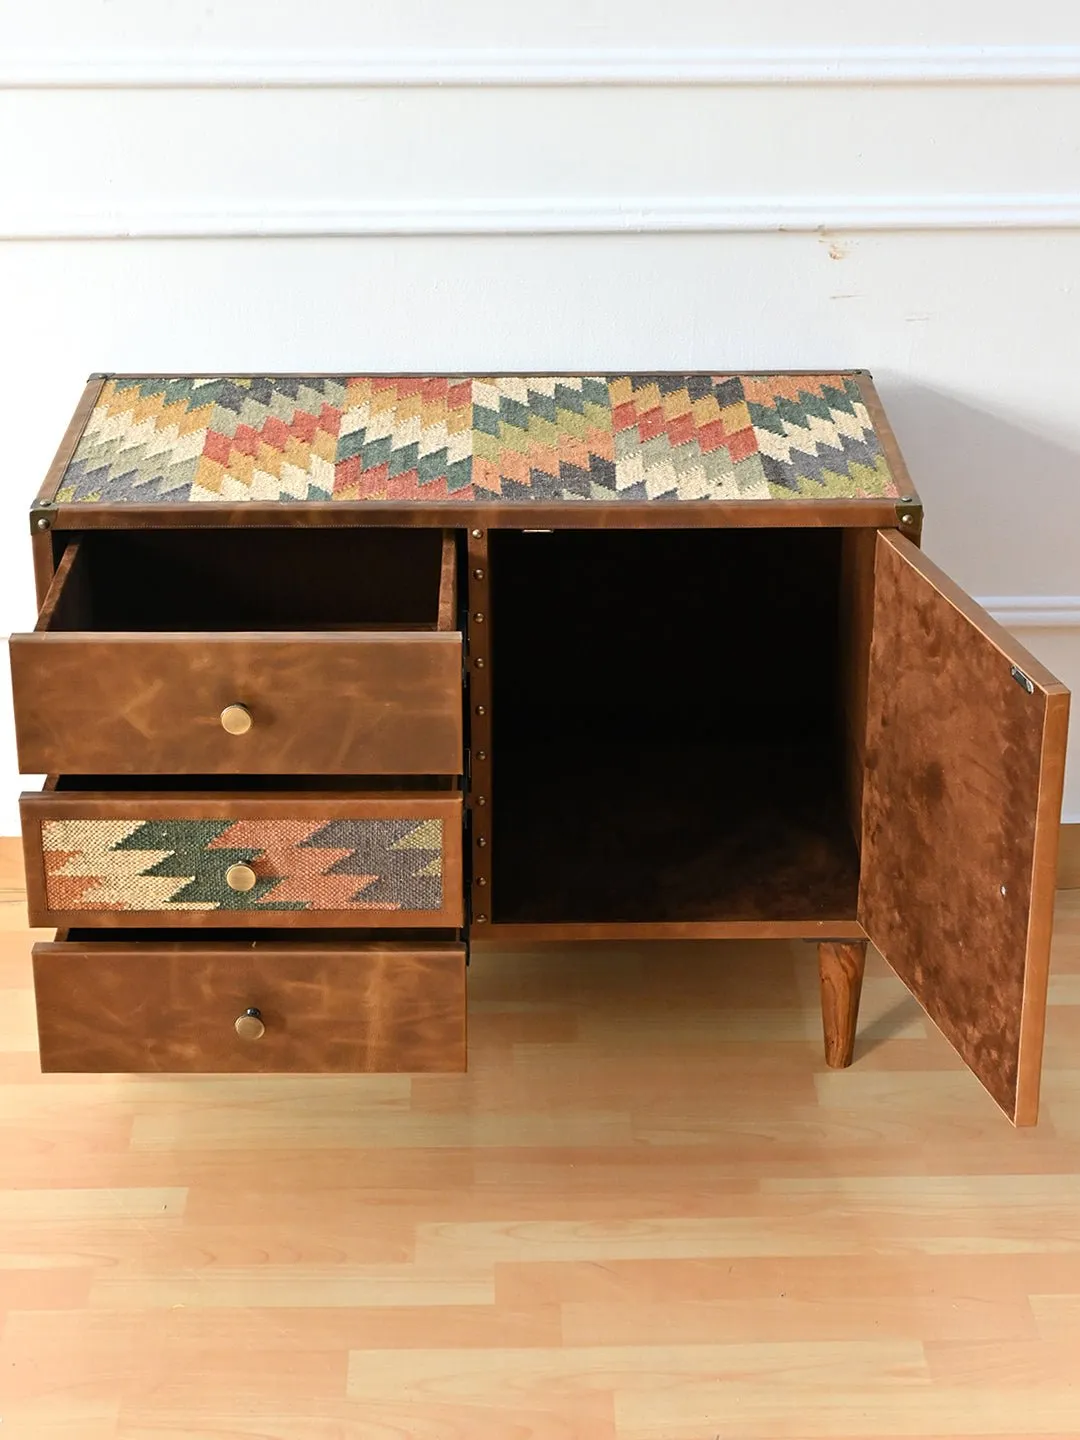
[{"xmin": 868, "ymin": 379, "xmax": 1080, "ymax": 599}]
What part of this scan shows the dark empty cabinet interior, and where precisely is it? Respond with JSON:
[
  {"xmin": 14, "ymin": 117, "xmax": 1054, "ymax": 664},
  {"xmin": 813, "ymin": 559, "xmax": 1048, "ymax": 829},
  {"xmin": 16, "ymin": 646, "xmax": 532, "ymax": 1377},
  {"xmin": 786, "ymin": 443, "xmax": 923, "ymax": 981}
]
[
  {"xmin": 40, "ymin": 526, "xmax": 453, "ymax": 631},
  {"xmin": 490, "ymin": 527, "xmax": 864, "ymax": 924}
]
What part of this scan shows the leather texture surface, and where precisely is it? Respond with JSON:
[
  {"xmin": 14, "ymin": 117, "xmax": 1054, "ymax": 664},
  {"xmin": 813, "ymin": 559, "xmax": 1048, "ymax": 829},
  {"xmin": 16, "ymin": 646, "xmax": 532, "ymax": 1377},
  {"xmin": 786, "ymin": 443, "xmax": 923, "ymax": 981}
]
[
  {"xmin": 32, "ymin": 940, "xmax": 467, "ymax": 1073},
  {"xmin": 11, "ymin": 633, "xmax": 463, "ymax": 775},
  {"xmin": 860, "ymin": 532, "xmax": 1063, "ymax": 1120}
]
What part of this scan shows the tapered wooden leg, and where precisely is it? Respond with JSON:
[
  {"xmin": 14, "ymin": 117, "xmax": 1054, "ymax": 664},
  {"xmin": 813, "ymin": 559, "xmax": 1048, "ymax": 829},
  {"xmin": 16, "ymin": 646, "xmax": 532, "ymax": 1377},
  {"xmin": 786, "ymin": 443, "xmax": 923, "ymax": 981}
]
[{"xmin": 818, "ymin": 940, "xmax": 867, "ymax": 1068}]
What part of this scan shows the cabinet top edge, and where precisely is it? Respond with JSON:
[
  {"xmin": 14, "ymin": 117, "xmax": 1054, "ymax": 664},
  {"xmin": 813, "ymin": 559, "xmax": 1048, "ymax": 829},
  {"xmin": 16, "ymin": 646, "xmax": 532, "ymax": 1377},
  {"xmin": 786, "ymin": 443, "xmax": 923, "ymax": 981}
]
[
  {"xmin": 32, "ymin": 500, "xmax": 913, "ymax": 531},
  {"xmin": 34, "ymin": 370, "xmax": 919, "ymax": 519}
]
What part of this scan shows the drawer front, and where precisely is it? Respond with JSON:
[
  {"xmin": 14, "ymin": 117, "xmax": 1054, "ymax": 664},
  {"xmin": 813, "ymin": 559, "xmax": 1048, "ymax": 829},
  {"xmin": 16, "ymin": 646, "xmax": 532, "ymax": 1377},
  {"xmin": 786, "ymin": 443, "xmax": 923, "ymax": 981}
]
[
  {"xmin": 22, "ymin": 792, "xmax": 463, "ymax": 929},
  {"xmin": 32, "ymin": 937, "xmax": 466, "ymax": 1073},
  {"xmin": 9, "ymin": 633, "xmax": 463, "ymax": 775}
]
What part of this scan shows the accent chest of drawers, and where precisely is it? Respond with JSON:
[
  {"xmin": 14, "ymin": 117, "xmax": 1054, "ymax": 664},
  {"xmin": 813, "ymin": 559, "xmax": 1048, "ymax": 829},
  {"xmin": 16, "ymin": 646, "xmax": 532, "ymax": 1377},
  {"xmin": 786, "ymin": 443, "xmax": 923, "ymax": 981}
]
[{"xmin": 9, "ymin": 372, "xmax": 1070, "ymax": 1124}]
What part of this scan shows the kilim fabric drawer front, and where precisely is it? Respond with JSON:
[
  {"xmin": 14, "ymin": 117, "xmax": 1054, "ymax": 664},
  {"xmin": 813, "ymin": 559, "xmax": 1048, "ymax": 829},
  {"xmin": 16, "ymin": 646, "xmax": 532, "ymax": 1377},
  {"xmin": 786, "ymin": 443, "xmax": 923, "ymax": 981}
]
[
  {"xmin": 20, "ymin": 789, "xmax": 463, "ymax": 929},
  {"xmin": 10, "ymin": 528, "xmax": 461, "ymax": 776},
  {"xmin": 32, "ymin": 934, "xmax": 467, "ymax": 1073}
]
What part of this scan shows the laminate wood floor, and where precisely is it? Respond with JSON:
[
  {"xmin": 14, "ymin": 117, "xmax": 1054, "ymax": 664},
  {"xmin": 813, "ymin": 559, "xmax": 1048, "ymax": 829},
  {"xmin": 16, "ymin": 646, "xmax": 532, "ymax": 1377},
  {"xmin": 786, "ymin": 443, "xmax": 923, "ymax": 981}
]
[{"xmin": 2, "ymin": 836, "xmax": 1080, "ymax": 1439}]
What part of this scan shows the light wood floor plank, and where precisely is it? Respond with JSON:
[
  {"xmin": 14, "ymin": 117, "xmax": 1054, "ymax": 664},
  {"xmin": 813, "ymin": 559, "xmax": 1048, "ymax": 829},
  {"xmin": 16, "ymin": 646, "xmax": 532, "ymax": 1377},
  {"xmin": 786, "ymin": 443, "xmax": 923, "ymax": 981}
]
[{"xmin": 0, "ymin": 834, "xmax": 1077, "ymax": 1439}]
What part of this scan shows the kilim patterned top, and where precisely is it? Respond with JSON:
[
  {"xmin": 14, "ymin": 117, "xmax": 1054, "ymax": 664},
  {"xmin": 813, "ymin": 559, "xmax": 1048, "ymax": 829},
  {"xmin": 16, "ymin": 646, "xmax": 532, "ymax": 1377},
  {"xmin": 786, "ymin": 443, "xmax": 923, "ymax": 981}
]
[
  {"xmin": 57, "ymin": 373, "xmax": 900, "ymax": 504},
  {"xmin": 40, "ymin": 817, "xmax": 444, "ymax": 913}
]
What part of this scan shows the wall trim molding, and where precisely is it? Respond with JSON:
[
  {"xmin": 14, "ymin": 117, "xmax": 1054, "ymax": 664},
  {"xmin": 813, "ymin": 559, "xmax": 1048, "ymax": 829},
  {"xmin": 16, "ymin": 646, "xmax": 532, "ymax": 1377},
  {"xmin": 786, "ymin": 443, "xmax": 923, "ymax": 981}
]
[
  {"xmin": 3, "ymin": 44, "xmax": 1080, "ymax": 89},
  {"xmin": 980, "ymin": 597, "xmax": 1080, "ymax": 630},
  {"xmin": 6, "ymin": 194, "xmax": 1080, "ymax": 241}
]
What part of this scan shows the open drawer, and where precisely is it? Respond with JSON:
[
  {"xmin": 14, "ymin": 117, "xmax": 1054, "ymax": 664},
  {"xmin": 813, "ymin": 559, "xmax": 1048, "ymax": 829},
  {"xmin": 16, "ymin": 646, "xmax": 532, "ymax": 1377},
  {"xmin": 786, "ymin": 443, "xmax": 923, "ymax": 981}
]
[
  {"xmin": 20, "ymin": 783, "xmax": 463, "ymax": 929},
  {"xmin": 32, "ymin": 931, "xmax": 466, "ymax": 1072},
  {"xmin": 10, "ymin": 527, "xmax": 462, "ymax": 774}
]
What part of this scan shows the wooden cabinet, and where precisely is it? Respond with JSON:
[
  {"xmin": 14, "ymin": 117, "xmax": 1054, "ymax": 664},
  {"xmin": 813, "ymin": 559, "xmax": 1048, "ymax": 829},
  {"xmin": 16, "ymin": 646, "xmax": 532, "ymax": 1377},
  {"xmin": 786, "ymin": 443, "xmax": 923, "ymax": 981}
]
[{"xmin": 9, "ymin": 371, "xmax": 1070, "ymax": 1123}]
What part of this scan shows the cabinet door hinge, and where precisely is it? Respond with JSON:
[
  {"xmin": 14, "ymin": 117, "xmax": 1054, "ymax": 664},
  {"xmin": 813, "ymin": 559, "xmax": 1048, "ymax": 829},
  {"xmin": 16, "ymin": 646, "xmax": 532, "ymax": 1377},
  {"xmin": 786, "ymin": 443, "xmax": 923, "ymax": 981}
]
[{"xmin": 895, "ymin": 497, "xmax": 923, "ymax": 541}]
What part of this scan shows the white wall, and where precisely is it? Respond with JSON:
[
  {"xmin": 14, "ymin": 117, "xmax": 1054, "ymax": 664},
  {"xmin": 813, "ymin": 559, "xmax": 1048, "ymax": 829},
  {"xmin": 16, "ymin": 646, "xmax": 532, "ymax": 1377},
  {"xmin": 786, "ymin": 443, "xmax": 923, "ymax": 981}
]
[{"xmin": 1, "ymin": 2, "xmax": 1078, "ymax": 827}]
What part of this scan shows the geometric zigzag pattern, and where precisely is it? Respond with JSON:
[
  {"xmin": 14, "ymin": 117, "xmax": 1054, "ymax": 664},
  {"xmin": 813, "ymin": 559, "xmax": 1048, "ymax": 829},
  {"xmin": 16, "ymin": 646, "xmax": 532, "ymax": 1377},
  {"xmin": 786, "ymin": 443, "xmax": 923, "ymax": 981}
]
[
  {"xmin": 41, "ymin": 817, "xmax": 444, "ymax": 913},
  {"xmin": 57, "ymin": 373, "xmax": 900, "ymax": 504}
]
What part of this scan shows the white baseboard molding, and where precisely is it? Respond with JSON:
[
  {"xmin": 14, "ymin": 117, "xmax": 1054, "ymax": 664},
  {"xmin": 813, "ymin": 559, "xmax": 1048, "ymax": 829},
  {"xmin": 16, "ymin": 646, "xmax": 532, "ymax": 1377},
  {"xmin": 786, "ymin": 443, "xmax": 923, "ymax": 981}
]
[
  {"xmin": 980, "ymin": 597, "xmax": 1080, "ymax": 629},
  {"xmin": 3, "ymin": 44, "xmax": 1080, "ymax": 89},
  {"xmin": 6, "ymin": 194, "xmax": 1080, "ymax": 241}
]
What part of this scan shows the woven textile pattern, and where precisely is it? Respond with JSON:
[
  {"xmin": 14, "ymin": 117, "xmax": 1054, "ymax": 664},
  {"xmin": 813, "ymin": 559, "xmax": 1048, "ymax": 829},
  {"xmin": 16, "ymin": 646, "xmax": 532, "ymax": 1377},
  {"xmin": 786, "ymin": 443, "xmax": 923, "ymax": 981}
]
[
  {"xmin": 58, "ymin": 374, "xmax": 899, "ymax": 503},
  {"xmin": 41, "ymin": 817, "xmax": 444, "ymax": 912}
]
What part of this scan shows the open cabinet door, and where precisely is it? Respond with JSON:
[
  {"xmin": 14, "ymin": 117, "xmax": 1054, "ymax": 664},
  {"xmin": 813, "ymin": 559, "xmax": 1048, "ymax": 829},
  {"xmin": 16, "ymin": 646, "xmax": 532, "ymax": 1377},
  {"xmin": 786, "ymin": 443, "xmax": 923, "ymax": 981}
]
[{"xmin": 860, "ymin": 531, "xmax": 1069, "ymax": 1125}]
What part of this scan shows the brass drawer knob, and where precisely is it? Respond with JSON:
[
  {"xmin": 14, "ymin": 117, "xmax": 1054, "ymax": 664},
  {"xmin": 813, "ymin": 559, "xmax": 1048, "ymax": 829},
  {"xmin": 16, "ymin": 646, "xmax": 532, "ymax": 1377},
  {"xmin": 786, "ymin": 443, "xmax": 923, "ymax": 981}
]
[
  {"xmin": 225, "ymin": 862, "xmax": 257, "ymax": 893},
  {"xmin": 234, "ymin": 1007, "xmax": 265, "ymax": 1040},
  {"xmin": 220, "ymin": 703, "xmax": 252, "ymax": 735}
]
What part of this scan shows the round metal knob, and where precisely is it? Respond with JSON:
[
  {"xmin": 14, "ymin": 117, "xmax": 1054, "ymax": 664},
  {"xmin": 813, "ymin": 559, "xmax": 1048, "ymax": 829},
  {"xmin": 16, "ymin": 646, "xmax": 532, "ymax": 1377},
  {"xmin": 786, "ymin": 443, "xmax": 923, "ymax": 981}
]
[
  {"xmin": 234, "ymin": 1007, "xmax": 265, "ymax": 1040},
  {"xmin": 220, "ymin": 703, "xmax": 252, "ymax": 736},
  {"xmin": 225, "ymin": 862, "xmax": 257, "ymax": 893}
]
